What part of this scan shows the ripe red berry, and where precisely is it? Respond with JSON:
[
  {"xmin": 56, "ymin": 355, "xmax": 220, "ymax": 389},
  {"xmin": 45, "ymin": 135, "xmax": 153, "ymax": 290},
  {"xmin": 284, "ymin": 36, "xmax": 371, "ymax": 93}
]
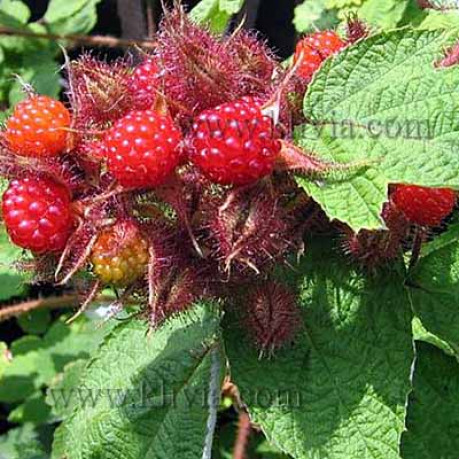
[
  {"xmin": 189, "ymin": 98, "xmax": 281, "ymax": 186},
  {"xmin": 294, "ymin": 31, "xmax": 345, "ymax": 79},
  {"xmin": 103, "ymin": 110, "xmax": 182, "ymax": 188},
  {"xmin": 4, "ymin": 96, "xmax": 71, "ymax": 157},
  {"xmin": 2, "ymin": 175, "xmax": 73, "ymax": 253},
  {"xmin": 128, "ymin": 58, "xmax": 159, "ymax": 110},
  {"xmin": 91, "ymin": 222, "xmax": 149, "ymax": 287},
  {"xmin": 392, "ymin": 185, "xmax": 457, "ymax": 227}
]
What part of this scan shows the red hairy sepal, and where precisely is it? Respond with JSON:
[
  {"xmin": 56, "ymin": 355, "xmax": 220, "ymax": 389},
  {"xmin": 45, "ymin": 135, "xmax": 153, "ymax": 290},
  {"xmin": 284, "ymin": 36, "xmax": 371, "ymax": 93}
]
[
  {"xmin": 202, "ymin": 181, "xmax": 302, "ymax": 275},
  {"xmin": 66, "ymin": 54, "xmax": 133, "ymax": 129},
  {"xmin": 345, "ymin": 14, "xmax": 369, "ymax": 44},
  {"xmin": 155, "ymin": 6, "xmax": 278, "ymax": 125},
  {"xmin": 143, "ymin": 220, "xmax": 205, "ymax": 326},
  {"xmin": 339, "ymin": 202, "xmax": 410, "ymax": 271},
  {"xmin": 243, "ymin": 280, "xmax": 302, "ymax": 358},
  {"xmin": 276, "ymin": 140, "xmax": 372, "ymax": 179},
  {"xmin": 435, "ymin": 42, "xmax": 459, "ymax": 68}
]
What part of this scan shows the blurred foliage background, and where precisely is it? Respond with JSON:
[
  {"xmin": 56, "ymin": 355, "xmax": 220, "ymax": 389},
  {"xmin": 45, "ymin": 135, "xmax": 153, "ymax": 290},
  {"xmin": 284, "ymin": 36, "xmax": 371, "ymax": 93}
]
[{"xmin": 0, "ymin": 0, "xmax": 458, "ymax": 458}]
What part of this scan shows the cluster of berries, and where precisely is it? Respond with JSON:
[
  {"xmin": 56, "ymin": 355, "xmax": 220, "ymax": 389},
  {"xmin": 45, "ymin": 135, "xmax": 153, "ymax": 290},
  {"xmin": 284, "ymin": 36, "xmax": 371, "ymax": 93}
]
[{"xmin": 0, "ymin": 8, "xmax": 456, "ymax": 354}]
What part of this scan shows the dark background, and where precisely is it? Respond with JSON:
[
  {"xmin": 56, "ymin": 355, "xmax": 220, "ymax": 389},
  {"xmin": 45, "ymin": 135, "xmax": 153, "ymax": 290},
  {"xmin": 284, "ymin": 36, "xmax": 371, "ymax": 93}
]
[{"xmin": 25, "ymin": 0, "xmax": 298, "ymax": 59}]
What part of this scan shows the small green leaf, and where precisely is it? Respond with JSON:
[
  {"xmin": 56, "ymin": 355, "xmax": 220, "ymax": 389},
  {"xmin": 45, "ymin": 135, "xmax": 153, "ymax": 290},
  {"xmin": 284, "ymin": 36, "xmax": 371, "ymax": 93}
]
[
  {"xmin": 295, "ymin": 29, "xmax": 459, "ymax": 231},
  {"xmin": 0, "ymin": 424, "xmax": 52, "ymax": 459},
  {"xmin": 0, "ymin": 0, "xmax": 31, "ymax": 25},
  {"xmin": 219, "ymin": 0, "xmax": 244, "ymax": 15},
  {"xmin": 0, "ymin": 316, "xmax": 111, "ymax": 403},
  {"xmin": 190, "ymin": 0, "xmax": 231, "ymax": 33},
  {"xmin": 0, "ymin": 225, "xmax": 28, "ymax": 301},
  {"xmin": 44, "ymin": 0, "xmax": 102, "ymax": 35},
  {"xmin": 401, "ymin": 342, "xmax": 459, "ymax": 458},
  {"xmin": 293, "ymin": 0, "xmax": 339, "ymax": 33},
  {"xmin": 18, "ymin": 309, "xmax": 51, "ymax": 335},
  {"xmin": 8, "ymin": 391, "xmax": 52, "ymax": 425},
  {"xmin": 52, "ymin": 302, "xmax": 224, "ymax": 459},
  {"xmin": 226, "ymin": 239, "xmax": 414, "ymax": 458},
  {"xmin": 407, "ymin": 219, "xmax": 459, "ymax": 355},
  {"xmin": 412, "ymin": 317, "xmax": 457, "ymax": 358},
  {"xmin": 358, "ymin": 0, "xmax": 410, "ymax": 29},
  {"xmin": 418, "ymin": 10, "xmax": 459, "ymax": 32}
]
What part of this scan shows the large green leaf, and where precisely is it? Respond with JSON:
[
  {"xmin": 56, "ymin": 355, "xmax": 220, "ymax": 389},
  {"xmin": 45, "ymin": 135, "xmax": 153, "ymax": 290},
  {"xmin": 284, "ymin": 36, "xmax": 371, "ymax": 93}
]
[
  {"xmin": 52, "ymin": 302, "xmax": 224, "ymax": 459},
  {"xmin": 226, "ymin": 240, "xmax": 414, "ymax": 458},
  {"xmin": 407, "ymin": 219, "xmax": 459, "ymax": 355},
  {"xmin": 295, "ymin": 29, "xmax": 459, "ymax": 231},
  {"xmin": 401, "ymin": 342, "xmax": 459, "ymax": 458}
]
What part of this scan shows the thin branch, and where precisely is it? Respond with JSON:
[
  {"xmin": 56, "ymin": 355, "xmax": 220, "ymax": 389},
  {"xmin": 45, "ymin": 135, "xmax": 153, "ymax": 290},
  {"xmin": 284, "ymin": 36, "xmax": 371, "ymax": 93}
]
[
  {"xmin": 233, "ymin": 411, "xmax": 251, "ymax": 459},
  {"xmin": 0, "ymin": 26, "xmax": 156, "ymax": 49},
  {"xmin": 0, "ymin": 294, "xmax": 79, "ymax": 322}
]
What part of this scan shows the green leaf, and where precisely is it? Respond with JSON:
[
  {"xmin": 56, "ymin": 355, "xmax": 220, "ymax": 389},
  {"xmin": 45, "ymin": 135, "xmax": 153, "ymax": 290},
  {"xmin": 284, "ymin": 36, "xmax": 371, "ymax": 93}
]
[
  {"xmin": 0, "ymin": 0, "xmax": 31, "ymax": 25},
  {"xmin": 401, "ymin": 342, "xmax": 459, "ymax": 458},
  {"xmin": 190, "ymin": 0, "xmax": 232, "ymax": 33},
  {"xmin": 52, "ymin": 302, "xmax": 224, "ymax": 459},
  {"xmin": 0, "ymin": 347, "xmax": 54, "ymax": 402},
  {"xmin": 0, "ymin": 424, "xmax": 52, "ymax": 459},
  {"xmin": 407, "ymin": 219, "xmax": 459, "ymax": 355},
  {"xmin": 219, "ymin": 0, "xmax": 244, "ymax": 15},
  {"xmin": 418, "ymin": 10, "xmax": 459, "ymax": 32},
  {"xmin": 44, "ymin": 0, "xmax": 101, "ymax": 35},
  {"xmin": 412, "ymin": 316, "xmax": 457, "ymax": 358},
  {"xmin": 295, "ymin": 29, "xmax": 459, "ymax": 231},
  {"xmin": 18, "ymin": 309, "xmax": 51, "ymax": 335},
  {"xmin": 326, "ymin": 0, "xmax": 364, "ymax": 8},
  {"xmin": 225, "ymin": 239, "xmax": 414, "ymax": 458},
  {"xmin": 0, "ymin": 316, "xmax": 111, "ymax": 403},
  {"xmin": 46, "ymin": 359, "xmax": 87, "ymax": 419},
  {"xmin": 293, "ymin": 0, "xmax": 339, "ymax": 33},
  {"xmin": 0, "ymin": 225, "xmax": 28, "ymax": 301},
  {"xmin": 0, "ymin": 341, "xmax": 10, "ymax": 377},
  {"xmin": 8, "ymin": 391, "xmax": 52, "ymax": 425},
  {"xmin": 358, "ymin": 0, "xmax": 410, "ymax": 29}
]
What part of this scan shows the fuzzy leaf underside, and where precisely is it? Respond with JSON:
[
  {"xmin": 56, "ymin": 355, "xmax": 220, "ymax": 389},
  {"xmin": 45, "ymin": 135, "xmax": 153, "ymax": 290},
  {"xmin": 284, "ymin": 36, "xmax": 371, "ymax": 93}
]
[
  {"xmin": 401, "ymin": 342, "xmax": 459, "ymax": 459},
  {"xmin": 295, "ymin": 29, "xmax": 459, "ymax": 231},
  {"xmin": 407, "ymin": 219, "xmax": 459, "ymax": 356},
  {"xmin": 52, "ymin": 302, "xmax": 223, "ymax": 459},
  {"xmin": 225, "ymin": 240, "xmax": 414, "ymax": 458}
]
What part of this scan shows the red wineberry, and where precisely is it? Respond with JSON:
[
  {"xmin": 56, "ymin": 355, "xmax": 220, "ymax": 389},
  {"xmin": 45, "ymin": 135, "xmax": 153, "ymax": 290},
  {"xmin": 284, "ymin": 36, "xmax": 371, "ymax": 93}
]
[
  {"xmin": 294, "ymin": 30, "xmax": 345, "ymax": 79},
  {"xmin": 189, "ymin": 98, "xmax": 280, "ymax": 186},
  {"xmin": 2, "ymin": 175, "xmax": 73, "ymax": 253},
  {"xmin": 128, "ymin": 58, "xmax": 160, "ymax": 110},
  {"xmin": 4, "ymin": 96, "xmax": 71, "ymax": 157},
  {"xmin": 103, "ymin": 110, "xmax": 182, "ymax": 189},
  {"xmin": 392, "ymin": 185, "xmax": 457, "ymax": 226}
]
